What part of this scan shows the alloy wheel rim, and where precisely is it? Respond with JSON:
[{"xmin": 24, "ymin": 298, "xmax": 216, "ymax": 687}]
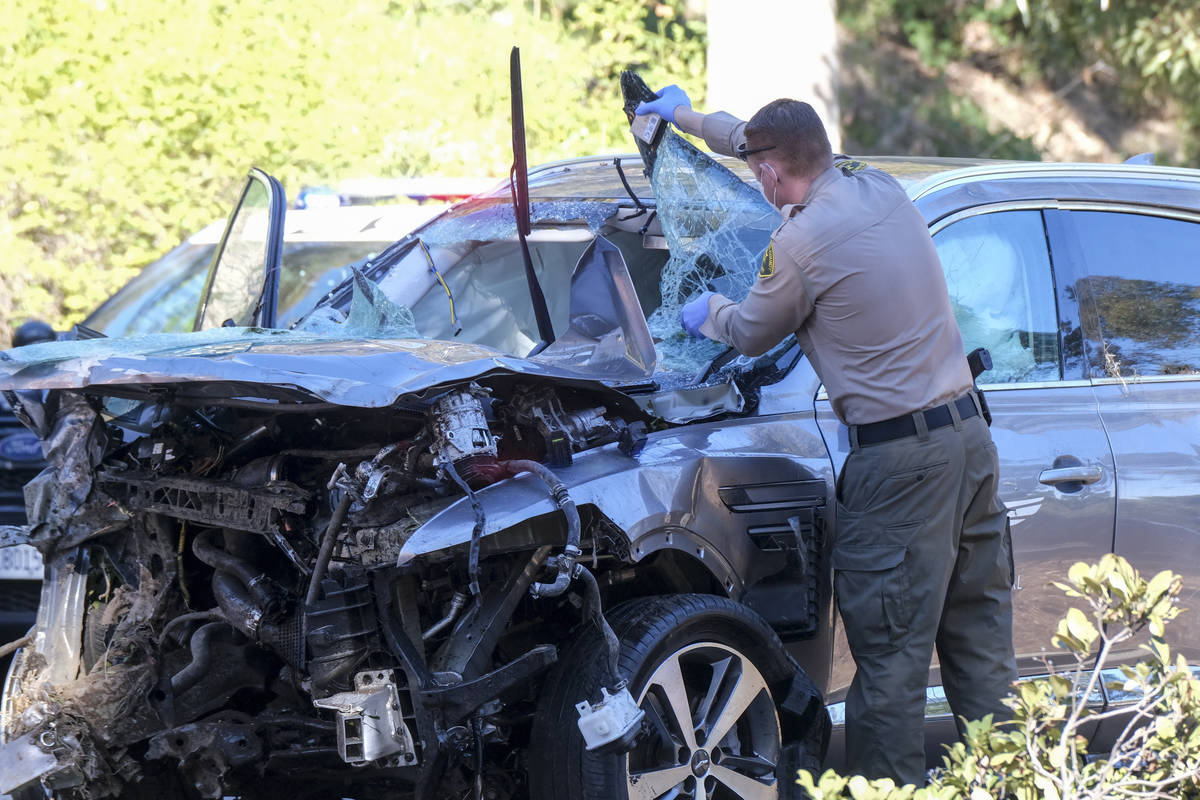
[{"xmin": 625, "ymin": 641, "xmax": 780, "ymax": 800}]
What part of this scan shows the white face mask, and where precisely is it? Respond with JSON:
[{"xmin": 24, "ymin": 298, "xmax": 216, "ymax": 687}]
[{"xmin": 758, "ymin": 162, "xmax": 779, "ymax": 208}]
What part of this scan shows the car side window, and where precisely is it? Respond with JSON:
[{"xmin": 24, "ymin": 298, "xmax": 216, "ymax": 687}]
[
  {"xmin": 933, "ymin": 210, "xmax": 1061, "ymax": 383},
  {"xmin": 1067, "ymin": 210, "xmax": 1200, "ymax": 378}
]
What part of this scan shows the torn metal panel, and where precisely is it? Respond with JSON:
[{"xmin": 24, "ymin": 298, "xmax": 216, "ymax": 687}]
[
  {"xmin": 16, "ymin": 391, "xmax": 127, "ymax": 556},
  {"xmin": 530, "ymin": 236, "xmax": 656, "ymax": 380},
  {"xmin": 0, "ymin": 729, "xmax": 59, "ymax": 795},
  {"xmin": 632, "ymin": 381, "xmax": 746, "ymax": 423},
  {"xmin": 0, "ymin": 332, "xmax": 646, "ymax": 409},
  {"xmin": 0, "ymin": 526, "xmax": 30, "ymax": 548}
]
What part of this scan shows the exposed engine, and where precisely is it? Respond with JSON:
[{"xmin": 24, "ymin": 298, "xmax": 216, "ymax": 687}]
[{"xmin": 0, "ymin": 379, "xmax": 647, "ymax": 800}]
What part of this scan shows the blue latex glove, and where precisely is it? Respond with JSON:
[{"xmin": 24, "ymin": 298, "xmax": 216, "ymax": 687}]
[
  {"xmin": 681, "ymin": 291, "xmax": 714, "ymax": 338},
  {"xmin": 635, "ymin": 84, "xmax": 691, "ymax": 126}
]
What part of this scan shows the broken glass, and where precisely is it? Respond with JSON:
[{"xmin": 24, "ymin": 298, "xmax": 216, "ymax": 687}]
[
  {"xmin": 296, "ymin": 269, "xmax": 418, "ymax": 338},
  {"xmin": 646, "ymin": 133, "xmax": 780, "ymax": 381}
]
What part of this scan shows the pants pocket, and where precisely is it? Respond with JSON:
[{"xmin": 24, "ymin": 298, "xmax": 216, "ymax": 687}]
[
  {"xmin": 832, "ymin": 537, "xmax": 913, "ymax": 656},
  {"xmin": 839, "ymin": 451, "xmax": 950, "ymax": 515}
]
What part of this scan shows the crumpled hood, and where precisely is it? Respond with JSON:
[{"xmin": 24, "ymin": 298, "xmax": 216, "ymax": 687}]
[{"xmin": 0, "ymin": 327, "xmax": 628, "ymax": 408}]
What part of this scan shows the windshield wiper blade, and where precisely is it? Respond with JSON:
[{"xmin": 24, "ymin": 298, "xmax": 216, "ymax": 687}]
[{"xmin": 510, "ymin": 46, "xmax": 555, "ymax": 354}]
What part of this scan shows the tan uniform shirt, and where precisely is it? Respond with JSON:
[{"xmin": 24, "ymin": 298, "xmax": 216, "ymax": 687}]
[{"xmin": 675, "ymin": 109, "xmax": 973, "ymax": 425}]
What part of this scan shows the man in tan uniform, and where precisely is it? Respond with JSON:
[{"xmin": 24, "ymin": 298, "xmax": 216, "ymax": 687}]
[{"xmin": 637, "ymin": 86, "xmax": 1017, "ymax": 785}]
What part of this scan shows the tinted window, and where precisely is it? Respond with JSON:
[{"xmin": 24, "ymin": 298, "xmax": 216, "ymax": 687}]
[
  {"xmin": 1069, "ymin": 210, "xmax": 1200, "ymax": 378},
  {"xmin": 933, "ymin": 210, "xmax": 1060, "ymax": 383},
  {"xmin": 84, "ymin": 244, "xmax": 215, "ymax": 337},
  {"xmin": 275, "ymin": 242, "xmax": 391, "ymax": 328}
]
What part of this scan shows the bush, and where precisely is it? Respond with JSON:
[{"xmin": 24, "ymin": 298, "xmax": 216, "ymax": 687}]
[
  {"xmin": 0, "ymin": 0, "xmax": 705, "ymax": 344},
  {"xmin": 798, "ymin": 553, "xmax": 1200, "ymax": 799}
]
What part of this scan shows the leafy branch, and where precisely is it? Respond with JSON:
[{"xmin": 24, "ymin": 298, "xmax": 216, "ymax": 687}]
[{"xmin": 797, "ymin": 554, "xmax": 1198, "ymax": 800}]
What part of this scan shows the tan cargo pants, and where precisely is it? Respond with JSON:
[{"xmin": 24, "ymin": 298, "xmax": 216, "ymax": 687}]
[{"xmin": 834, "ymin": 404, "xmax": 1016, "ymax": 786}]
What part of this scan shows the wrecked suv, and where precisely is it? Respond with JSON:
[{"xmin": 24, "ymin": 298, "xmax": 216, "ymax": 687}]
[
  {"xmin": 0, "ymin": 120, "xmax": 832, "ymax": 799},
  {"xmin": 7, "ymin": 91, "xmax": 1200, "ymax": 798}
]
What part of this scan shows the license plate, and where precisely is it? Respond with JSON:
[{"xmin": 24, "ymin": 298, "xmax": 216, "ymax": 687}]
[{"xmin": 0, "ymin": 544, "xmax": 43, "ymax": 580}]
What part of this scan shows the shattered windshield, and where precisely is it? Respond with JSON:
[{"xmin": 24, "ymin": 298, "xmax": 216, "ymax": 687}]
[
  {"xmin": 313, "ymin": 134, "xmax": 778, "ymax": 382},
  {"xmin": 644, "ymin": 134, "xmax": 780, "ymax": 379},
  {"xmin": 6, "ymin": 139, "xmax": 781, "ymax": 394}
]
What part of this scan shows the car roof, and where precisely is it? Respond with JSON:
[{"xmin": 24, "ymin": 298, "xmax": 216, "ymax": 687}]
[
  {"xmin": 184, "ymin": 204, "xmax": 448, "ymax": 247},
  {"xmin": 892, "ymin": 160, "xmax": 1200, "ymax": 223}
]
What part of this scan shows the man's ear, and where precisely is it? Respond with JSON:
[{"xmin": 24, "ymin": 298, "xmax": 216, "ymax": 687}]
[{"xmin": 760, "ymin": 162, "xmax": 777, "ymax": 183}]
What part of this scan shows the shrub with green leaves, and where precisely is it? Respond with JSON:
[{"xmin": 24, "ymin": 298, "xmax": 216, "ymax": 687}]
[
  {"xmin": 798, "ymin": 553, "xmax": 1199, "ymax": 800},
  {"xmin": 0, "ymin": 0, "xmax": 705, "ymax": 345}
]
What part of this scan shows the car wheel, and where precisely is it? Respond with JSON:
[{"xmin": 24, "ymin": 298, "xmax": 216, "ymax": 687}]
[{"xmin": 531, "ymin": 593, "xmax": 812, "ymax": 799}]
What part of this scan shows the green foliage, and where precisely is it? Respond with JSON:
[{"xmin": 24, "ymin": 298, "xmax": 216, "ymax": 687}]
[
  {"xmin": 839, "ymin": 0, "xmax": 1200, "ymax": 164},
  {"xmin": 798, "ymin": 554, "xmax": 1200, "ymax": 799},
  {"xmin": 0, "ymin": 0, "xmax": 705, "ymax": 344},
  {"xmin": 1020, "ymin": 1, "xmax": 1200, "ymax": 147},
  {"xmin": 840, "ymin": 0, "xmax": 1024, "ymax": 67}
]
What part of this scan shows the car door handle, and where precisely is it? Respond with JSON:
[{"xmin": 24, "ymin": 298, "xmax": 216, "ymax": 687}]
[{"xmin": 1038, "ymin": 466, "xmax": 1103, "ymax": 486}]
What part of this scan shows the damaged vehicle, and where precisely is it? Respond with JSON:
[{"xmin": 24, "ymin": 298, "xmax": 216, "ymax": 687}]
[
  {"xmin": 8, "ymin": 64, "xmax": 1200, "ymax": 799},
  {"xmin": 0, "ymin": 75, "xmax": 831, "ymax": 800}
]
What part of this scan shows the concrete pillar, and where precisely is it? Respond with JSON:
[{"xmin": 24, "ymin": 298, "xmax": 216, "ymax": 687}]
[{"xmin": 705, "ymin": 0, "xmax": 841, "ymax": 151}]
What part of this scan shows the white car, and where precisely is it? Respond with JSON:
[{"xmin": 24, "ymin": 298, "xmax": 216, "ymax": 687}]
[{"xmin": 84, "ymin": 202, "xmax": 451, "ymax": 337}]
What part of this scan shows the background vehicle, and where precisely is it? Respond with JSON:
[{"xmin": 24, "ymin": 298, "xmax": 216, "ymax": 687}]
[
  {"xmin": 1, "ymin": 132, "xmax": 1199, "ymax": 799},
  {"xmin": 84, "ymin": 200, "xmax": 453, "ymax": 338},
  {"xmin": 0, "ymin": 394, "xmax": 44, "ymax": 667}
]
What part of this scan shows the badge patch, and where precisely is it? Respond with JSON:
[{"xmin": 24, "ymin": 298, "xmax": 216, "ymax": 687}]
[
  {"xmin": 839, "ymin": 159, "xmax": 868, "ymax": 176},
  {"xmin": 759, "ymin": 244, "xmax": 776, "ymax": 279}
]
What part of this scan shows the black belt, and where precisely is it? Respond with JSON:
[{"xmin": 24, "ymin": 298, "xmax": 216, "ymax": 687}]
[{"xmin": 852, "ymin": 393, "xmax": 979, "ymax": 446}]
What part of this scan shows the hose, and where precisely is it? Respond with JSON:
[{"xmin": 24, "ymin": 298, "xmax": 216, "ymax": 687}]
[
  {"xmin": 575, "ymin": 565, "xmax": 620, "ymax": 685},
  {"xmin": 160, "ymin": 609, "xmax": 225, "ymax": 648},
  {"xmin": 192, "ymin": 529, "xmax": 274, "ymax": 608},
  {"xmin": 212, "ymin": 571, "xmax": 264, "ymax": 639},
  {"xmin": 502, "ymin": 459, "xmax": 581, "ymax": 598},
  {"xmin": 305, "ymin": 493, "xmax": 354, "ymax": 607},
  {"xmin": 441, "ymin": 459, "xmax": 485, "ymax": 596},
  {"xmin": 422, "ymin": 591, "xmax": 468, "ymax": 641},
  {"xmin": 170, "ymin": 621, "xmax": 226, "ymax": 695}
]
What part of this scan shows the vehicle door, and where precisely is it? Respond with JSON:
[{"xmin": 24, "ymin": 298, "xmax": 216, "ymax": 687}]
[
  {"xmin": 1055, "ymin": 205, "xmax": 1200, "ymax": 666},
  {"xmin": 194, "ymin": 168, "xmax": 286, "ymax": 330},
  {"xmin": 816, "ymin": 204, "xmax": 1117, "ymax": 697}
]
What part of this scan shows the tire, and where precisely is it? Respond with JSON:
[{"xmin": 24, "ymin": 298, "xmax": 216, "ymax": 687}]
[{"xmin": 531, "ymin": 593, "xmax": 816, "ymax": 800}]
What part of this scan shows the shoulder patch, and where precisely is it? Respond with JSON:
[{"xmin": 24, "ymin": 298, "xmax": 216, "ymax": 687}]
[
  {"xmin": 839, "ymin": 159, "xmax": 869, "ymax": 176},
  {"xmin": 759, "ymin": 243, "xmax": 776, "ymax": 279}
]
